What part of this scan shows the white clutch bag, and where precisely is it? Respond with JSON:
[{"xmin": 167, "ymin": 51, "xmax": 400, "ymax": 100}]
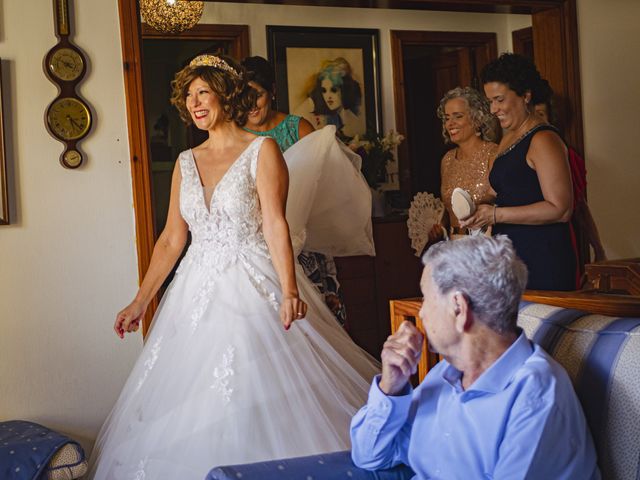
[
  {"xmin": 451, "ymin": 187, "xmax": 475, "ymax": 221},
  {"xmin": 451, "ymin": 188, "xmax": 490, "ymax": 236}
]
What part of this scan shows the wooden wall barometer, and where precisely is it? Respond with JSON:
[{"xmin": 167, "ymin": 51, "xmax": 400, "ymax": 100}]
[{"xmin": 44, "ymin": 0, "xmax": 93, "ymax": 168}]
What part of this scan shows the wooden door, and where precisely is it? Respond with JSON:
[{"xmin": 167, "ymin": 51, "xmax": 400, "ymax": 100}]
[
  {"xmin": 408, "ymin": 47, "xmax": 473, "ymax": 198},
  {"xmin": 391, "ymin": 31, "xmax": 497, "ymax": 202}
]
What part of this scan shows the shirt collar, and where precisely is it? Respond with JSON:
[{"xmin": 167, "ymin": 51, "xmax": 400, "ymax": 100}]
[{"xmin": 441, "ymin": 330, "xmax": 533, "ymax": 397}]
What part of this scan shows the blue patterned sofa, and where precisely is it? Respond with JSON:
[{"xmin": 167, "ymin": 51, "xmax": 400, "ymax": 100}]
[{"xmin": 207, "ymin": 293, "xmax": 640, "ymax": 480}]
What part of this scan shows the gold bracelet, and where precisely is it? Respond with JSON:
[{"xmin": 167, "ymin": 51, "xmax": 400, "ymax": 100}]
[{"xmin": 493, "ymin": 205, "xmax": 497, "ymax": 225}]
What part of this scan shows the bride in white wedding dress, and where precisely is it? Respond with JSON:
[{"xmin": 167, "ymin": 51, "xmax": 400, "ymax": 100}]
[{"xmin": 88, "ymin": 55, "xmax": 379, "ymax": 480}]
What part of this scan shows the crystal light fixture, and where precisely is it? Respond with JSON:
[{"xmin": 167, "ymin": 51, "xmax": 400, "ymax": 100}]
[{"xmin": 140, "ymin": 0, "xmax": 204, "ymax": 34}]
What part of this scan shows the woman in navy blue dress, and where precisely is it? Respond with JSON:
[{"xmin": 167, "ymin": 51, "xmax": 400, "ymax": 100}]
[{"xmin": 461, "ymin": 53, "xmax": 576, "ymax": 290}]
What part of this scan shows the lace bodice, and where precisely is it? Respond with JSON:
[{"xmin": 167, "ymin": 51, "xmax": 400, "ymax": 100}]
[{"xmin": 177, "ymin": 136, "xmax": 270, "ymax": 273}]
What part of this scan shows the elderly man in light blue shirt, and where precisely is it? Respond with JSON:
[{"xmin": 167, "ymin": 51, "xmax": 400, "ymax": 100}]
[{"xmin": 350, "ymin": 235, "xmax": 599, "ymax": 479}]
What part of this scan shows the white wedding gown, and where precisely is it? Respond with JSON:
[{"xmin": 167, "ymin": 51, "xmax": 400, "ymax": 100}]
[{"xmin": 88, "ymin": 131, "xmax": 379, "ymax": 479}]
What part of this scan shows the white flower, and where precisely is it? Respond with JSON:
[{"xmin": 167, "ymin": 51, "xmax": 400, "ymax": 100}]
[{"xmin": 380, "ymin": 130, "xmax": 404, "ymax": 150}]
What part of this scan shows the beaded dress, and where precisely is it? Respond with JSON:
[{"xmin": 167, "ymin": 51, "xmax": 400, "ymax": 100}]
[
  {"xmin": 440, "ymin": 140, "xmax": 498, "ymax": 232},
  {"xmin": 88, "ymin": 135, "xmax": 379, "ymax": 480}
]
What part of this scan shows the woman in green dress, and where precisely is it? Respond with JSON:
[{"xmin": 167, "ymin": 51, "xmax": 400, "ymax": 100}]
[{"xmin": 242, "ymin": 56, "xmax": 356, "ymax": 326}]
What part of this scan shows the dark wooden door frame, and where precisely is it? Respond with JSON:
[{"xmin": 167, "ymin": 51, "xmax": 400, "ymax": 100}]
[
  {"xmin": 512, "ymin": 25, "xmax": 534, "ymax": 57},
  {"xmin": 116, "ymin": 0, "xmax": 582, "ymax": 334},
  {"xmin": 390, "ymin": 30, "xmax": 498, "ymax": 199},
  {"xmin": 140, "ymin": 23, "xmax": 250, "ymax": 59}
]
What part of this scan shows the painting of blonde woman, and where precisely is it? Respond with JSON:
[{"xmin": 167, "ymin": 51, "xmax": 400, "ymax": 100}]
[
  {"xmin": 290, "ymin": 54, "xmax": 366, "ymax": 138},
  {"xmin": 267, "ymin": 26, "xmax": 382, "ymax": 140}
]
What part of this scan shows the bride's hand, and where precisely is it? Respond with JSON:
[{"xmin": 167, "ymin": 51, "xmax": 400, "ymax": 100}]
[
  {"xmin": 114, "ymin": 300, "xmax": 146, "ymax": 339},
  {"xmin": 280, "ymin": 294, "xmax": 308, "ymax": 331}
]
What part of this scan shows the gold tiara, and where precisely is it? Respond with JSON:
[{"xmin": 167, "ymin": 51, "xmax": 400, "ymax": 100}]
[{"xmin": 189, "ymin": 54, "xmax": 240, "ymax": 77}]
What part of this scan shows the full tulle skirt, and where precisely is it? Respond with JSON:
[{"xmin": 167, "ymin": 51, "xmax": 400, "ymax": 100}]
[{"xmin": 88, "ymin": 255, "xmax": 380, "ymax": 480}]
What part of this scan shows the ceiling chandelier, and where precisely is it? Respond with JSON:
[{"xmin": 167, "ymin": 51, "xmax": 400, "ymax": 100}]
[{"xmin": 140, "ymin": 0, "xmax": 204, "ymax": 34}]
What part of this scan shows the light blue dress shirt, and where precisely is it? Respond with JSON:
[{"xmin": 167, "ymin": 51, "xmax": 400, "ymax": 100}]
[{"xmin": 350, "ymin": 332, "xmax": 600, "ymax": 479}]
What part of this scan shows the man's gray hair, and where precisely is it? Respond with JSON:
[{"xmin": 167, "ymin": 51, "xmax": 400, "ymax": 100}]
[{"xmin": 422, "ymin": 235, "xmax": 528, "ymax": 334}]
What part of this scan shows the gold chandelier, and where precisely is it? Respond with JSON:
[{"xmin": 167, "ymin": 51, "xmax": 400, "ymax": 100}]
[{"xmin": 140, "ymin": 0, "xmax": 204, "ymax": 34}]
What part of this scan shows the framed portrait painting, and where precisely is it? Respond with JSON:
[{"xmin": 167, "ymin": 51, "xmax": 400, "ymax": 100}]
[
  {"xmin": 0, "ymin": 60, "xmax": 8, "ymax": 225},
  {"xmin": 267, "ymin": 26, "xmax": 382, "ymax": 140}
]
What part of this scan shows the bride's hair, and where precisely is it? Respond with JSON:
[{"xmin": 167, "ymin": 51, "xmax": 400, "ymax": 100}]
[{"xmin": 170, "ymin": 54, "xmax": 257, "ymax": 127}]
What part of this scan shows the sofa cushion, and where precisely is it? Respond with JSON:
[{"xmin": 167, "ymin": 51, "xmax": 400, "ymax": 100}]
[
  {"xmin": 0, "ymin": 420, "xmax": 87, "ymax": 480},
  {"xmin": 207, "ymin": 450, "xmax": 414, "ymax": 480},
  {"xmin": 518, "ymin": 301, "xmax": 640, "ymax": 480}
]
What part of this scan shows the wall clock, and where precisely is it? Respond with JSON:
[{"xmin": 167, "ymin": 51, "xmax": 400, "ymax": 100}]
[{"xmin": 44, "ymin": 0, "xmax": 93, "ymax": 169}]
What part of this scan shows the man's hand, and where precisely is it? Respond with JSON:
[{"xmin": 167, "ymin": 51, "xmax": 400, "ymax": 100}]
[{"xmin": 379, "ymin": 321, "xmax": 424, "ymax": 395}]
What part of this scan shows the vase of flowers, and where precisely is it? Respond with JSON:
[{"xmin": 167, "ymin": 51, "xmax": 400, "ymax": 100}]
[
  {"xmin": 348, "ymin": 130, "xmax": 404, "ymax": 189},
  {"xmin": 348, "ymin": 130, "xmax": 404, "ymax": 216}
]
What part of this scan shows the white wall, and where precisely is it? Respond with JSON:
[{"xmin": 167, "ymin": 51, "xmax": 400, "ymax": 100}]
[
  {"xmin": 0, "ymin": 0, "xmax": 142, "ymax": 452},
  {"xmin": 203, "ymin": 3, "xmax": 530, "ymax": 147},
  {"xmin": 577, "ymin": 0, "xmax": 640, "ymax": 259}
]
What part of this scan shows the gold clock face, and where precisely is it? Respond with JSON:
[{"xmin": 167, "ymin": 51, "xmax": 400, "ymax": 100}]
[
  {"xmin": 47, "ymin": 97, "xmax": 91, "ymax": 141},
  {"xmin": 49, "ymin": 47, "xmax": 84, "ymax": 82},
  {"xmin": 63, "ymin": 149, "xmax": 83, "ymax": 168}
]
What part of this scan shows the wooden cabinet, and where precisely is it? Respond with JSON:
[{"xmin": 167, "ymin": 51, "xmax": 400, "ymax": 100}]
[
  {"xmin": 584, "ymin": 258, "xmax": 640, "ymax": 296},
  {"xmin": 335, "ymin": 216, "xmax": 423, "ymax": 358}
]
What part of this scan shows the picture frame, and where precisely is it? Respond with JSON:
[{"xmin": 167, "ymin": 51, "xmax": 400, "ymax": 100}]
[
  {"xmin": 0, "ymin": 60, "xmax": 9, "ymax": 225},
  {"xmin": 266, "ymin": 26, "xmax": 382, "ymax": 139}
]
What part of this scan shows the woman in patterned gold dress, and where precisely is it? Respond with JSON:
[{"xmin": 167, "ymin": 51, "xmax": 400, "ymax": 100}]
[{"xmin": 426, "ymin": 87, "xmax": 499, "ymax": 247}]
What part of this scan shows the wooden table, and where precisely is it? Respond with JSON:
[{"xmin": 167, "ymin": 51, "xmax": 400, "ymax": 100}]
[{"xmin": 584, "ymin": 258, "xmax": 640, "ymax": 295}]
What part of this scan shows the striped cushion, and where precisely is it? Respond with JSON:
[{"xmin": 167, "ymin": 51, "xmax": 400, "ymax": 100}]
[{"xmin": 518, "ymin": 302, "xmax": 640, "ymax": 480}]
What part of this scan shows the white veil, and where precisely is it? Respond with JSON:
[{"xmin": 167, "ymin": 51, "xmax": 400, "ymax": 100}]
[{"xmin": 284, "ymin": 125, "xmax": 375, "ymax": 257}]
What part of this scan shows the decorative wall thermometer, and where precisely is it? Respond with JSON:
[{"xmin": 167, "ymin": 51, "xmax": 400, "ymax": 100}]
[{"xmin": 44, "ymin": 0, "xmax": 93, "ymax": 169}]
